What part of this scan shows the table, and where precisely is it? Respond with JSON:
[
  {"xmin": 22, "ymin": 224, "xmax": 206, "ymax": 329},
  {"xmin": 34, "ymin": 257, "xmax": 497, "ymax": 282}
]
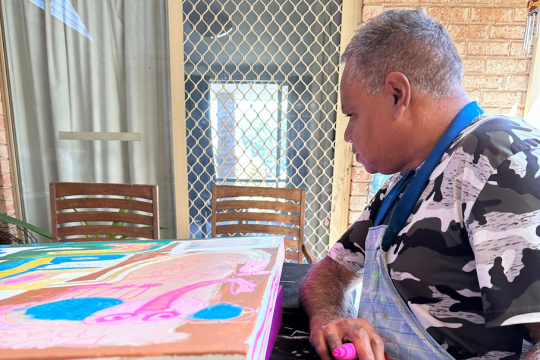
[{"xmin": 270, "ymin": 263, "xmax": 319, "ymax": 359}]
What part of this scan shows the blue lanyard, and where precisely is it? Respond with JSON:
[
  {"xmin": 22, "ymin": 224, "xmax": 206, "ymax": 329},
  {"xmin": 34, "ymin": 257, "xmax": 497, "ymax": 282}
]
[{"xmin": 374, "ymin": 102, "xmax": 484, "ymax": 252}]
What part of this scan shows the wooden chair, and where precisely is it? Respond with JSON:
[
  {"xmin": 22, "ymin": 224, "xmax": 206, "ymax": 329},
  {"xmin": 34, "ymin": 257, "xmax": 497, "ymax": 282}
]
[
  {"xmin": 211, "ymin": 185, "xmax": 312, "ymax": 264},
  {"xmin": 50, "ymin": 182, "xmax": 159, "ymax": 242}
]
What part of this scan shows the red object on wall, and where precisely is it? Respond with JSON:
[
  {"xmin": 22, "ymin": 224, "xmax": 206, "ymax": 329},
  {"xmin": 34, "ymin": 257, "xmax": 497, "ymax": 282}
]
[{"xmin": 528, "ymin": 0, "xmax": 539, "ymax": 14}]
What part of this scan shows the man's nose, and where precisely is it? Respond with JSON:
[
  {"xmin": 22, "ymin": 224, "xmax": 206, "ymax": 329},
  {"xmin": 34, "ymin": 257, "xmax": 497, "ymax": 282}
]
[{"xmin": 344, "ymin": 121, "xmax": 353, "ymax": 144}]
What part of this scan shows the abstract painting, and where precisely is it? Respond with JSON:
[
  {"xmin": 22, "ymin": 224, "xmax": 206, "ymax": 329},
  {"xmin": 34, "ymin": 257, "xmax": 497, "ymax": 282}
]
[{"xmin": 0, "ymin": 237, "xmax": 284, "ymax": 359}]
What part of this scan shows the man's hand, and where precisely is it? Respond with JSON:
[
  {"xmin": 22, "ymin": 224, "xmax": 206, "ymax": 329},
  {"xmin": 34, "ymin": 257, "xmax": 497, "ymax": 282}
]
[{"xmin": 310, "ymin": 317, "xmax": 385, "ymax": 360}]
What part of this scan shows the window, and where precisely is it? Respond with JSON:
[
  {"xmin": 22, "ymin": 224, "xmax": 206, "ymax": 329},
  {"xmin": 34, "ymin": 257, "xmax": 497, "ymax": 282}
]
[{"xmin": 210, "ymin": 82, "xmax": 288, "ymax": 186}]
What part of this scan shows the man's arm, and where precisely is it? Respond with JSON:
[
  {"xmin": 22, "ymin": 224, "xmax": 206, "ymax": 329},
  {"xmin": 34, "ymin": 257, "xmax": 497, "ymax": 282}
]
[
  {"xmin": 299, "ymin": 257, "xmax": 385, "ymax": 360},
  {"xmin": 299, "ymin": 256, "xmax": 359, "ymax": 327}
]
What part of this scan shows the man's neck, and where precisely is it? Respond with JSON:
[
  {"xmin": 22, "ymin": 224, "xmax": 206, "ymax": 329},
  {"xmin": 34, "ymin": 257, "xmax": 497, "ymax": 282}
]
[{"xmin": 399, "ymin": 90, "xmax": 472, "ymax": 172}]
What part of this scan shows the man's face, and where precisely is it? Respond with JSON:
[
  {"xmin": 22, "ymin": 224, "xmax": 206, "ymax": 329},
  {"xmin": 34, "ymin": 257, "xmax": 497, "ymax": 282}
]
[{"xmin": 341, "ymin": 61, "xmax": 397, "ymax": 174}]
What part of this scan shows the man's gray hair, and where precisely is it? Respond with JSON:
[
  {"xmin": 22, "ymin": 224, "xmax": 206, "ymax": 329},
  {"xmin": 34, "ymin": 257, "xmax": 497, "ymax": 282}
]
[{"xmin": 341, "ymin": 9, "xmax": 463, "ymax": 98}]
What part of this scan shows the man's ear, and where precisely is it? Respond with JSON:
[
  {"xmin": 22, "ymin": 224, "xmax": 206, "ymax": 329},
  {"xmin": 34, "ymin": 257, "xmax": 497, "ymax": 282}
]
[{"xmin": 383, "ymin": 72, "xmax": 411, "ymax": 119}]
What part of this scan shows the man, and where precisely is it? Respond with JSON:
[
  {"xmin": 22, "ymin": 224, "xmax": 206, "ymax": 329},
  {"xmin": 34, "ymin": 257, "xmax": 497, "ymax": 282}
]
[{"xmin": 299, "ymin": 9, "xmax": 540, "ymax": 360}]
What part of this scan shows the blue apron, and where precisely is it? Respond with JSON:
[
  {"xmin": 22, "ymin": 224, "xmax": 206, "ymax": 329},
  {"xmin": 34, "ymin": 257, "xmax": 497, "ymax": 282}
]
[{"xmin": 358, "ymin": 102, "xmax": 484, "ymax": 360}]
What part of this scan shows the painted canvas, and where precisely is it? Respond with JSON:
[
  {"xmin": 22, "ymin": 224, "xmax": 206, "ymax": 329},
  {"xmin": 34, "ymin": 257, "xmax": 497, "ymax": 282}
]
[{"xmin": 0, "ymin": 237, "xmax": 284, "ymax": 360}]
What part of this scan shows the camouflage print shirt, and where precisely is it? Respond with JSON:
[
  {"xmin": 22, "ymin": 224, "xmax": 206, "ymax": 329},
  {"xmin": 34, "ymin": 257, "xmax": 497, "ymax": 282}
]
[{"xmin": 328, "ymin": 114, "xmax": 540, "ymax": 359}]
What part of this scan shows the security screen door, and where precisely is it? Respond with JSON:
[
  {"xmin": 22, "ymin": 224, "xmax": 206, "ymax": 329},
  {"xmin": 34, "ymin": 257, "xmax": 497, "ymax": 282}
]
[{"xmin": 183, "ymin": 0, "xmax": 343, "ymax": 259}]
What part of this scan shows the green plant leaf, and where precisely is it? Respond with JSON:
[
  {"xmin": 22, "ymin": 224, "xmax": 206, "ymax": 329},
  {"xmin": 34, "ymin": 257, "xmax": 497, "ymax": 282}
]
[{"xmin": 0, "ymin": 213, "xmax": 53, "ymax": 239}]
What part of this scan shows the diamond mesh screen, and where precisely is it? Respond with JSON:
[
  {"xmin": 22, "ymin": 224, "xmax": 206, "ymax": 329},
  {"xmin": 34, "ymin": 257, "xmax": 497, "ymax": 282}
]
[{"xmin": 183, "ymin": 0, "xmax": 343, "ymax": 260}]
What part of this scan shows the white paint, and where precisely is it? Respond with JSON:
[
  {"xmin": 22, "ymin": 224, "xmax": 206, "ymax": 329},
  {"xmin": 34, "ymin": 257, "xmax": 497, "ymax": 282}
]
[
  {"xmin": 169, "ymin": 241, "xmax": 191, "ymax": 254},
  {"xmin": 0, "ymin": 290, "xmax": 25, "ymax": 300}
]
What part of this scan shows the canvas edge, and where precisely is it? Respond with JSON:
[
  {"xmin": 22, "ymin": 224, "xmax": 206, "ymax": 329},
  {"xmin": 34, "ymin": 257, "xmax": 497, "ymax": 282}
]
[{"xmin": 244, "ymin": 236, "xmax": 285, "ymax": 360}]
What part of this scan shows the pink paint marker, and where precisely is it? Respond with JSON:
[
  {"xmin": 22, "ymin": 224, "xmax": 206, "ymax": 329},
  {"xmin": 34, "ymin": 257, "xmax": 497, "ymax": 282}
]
[
  {"xmin": 333, "ymin": 344, "xmax": 393, "ymax": 360},
  {"xmin": 333, "ymin": 343, "xmax": 357, "ymax": 360}
]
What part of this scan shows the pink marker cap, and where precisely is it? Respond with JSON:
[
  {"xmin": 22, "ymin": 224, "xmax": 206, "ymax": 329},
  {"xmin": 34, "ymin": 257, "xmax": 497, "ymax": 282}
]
[{"xmin": 332, "ymin": 343, "xmax": 357, "ymax": 360}]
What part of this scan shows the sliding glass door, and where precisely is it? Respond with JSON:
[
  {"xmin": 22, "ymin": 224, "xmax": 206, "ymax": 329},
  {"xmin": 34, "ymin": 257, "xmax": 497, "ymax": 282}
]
[{"xmin": 1, "ymin": 0, "xmax": 177, "ymax": 239}]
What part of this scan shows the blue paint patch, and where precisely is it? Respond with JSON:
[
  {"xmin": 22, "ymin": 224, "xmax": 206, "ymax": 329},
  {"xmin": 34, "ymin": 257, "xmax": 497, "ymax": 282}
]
[
  {"xmin": 25, "ymin": 297, "xmax": 123, "ymax": 321},
  {"xmin": 0, "ymin": 258, "xmax": 36, "ymax": 272},
  {"xmin": 190, "ymin": 303, "xmax": 243, "ymax": 320}
]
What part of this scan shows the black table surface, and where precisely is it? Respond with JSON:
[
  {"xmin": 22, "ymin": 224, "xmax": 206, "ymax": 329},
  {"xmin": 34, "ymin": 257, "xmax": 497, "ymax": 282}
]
[{"xmin": 270, "ymin": 262, "xmax": 319, "ymax": 360}]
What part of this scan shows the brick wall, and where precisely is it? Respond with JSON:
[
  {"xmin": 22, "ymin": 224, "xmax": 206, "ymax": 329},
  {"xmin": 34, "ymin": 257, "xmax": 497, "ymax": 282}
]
[
  {"xmin": 349, "ymin": 1, "xmax": 531, "ymax": 226},
  {"xmin": 0, "ymin": 82, "xmax": 15, "ymax": 216}
]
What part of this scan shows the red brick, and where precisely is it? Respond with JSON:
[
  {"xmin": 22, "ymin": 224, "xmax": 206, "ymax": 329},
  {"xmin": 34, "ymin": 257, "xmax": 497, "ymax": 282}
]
[
  {"xmin": 468, "ymin": 41, "xmax": 509, "ymax": 56},
  {"xmin": 504, "ymin": 75, "xmax": 529, "ymax": 90},
  {"xmin": 0, "ymin": 174, "xmax": 11, "ymax": 187},
  {"xmin": 502, "ymin": 106, "xmax": 524, "ymax": 117},
  {"xmin": 0, "ymin": 145, "xmax": 8, "ymax": 159},
  {"xmin": 351, "ymin": 182, "xmax": 369, "ymax": 196},
  {"xmin": 363, "ymin": 5, "xmax": 384, "ymax": 21},
  {"xmin": 448, "ymin": 24, "xmax": 488, "ymax": 39},
  {"xmin": 514, "ymin": 7, "xmax": 528, "ymax": 22},
  {"xmin": 0, "ymin": 131, "xmax": 6, "ymax": 145},
  {"xmin": 482, "ymin": 91, "xmax": 523, "ymax": 106},
  {"xmin": 455, "ymin": 40, "xmax": 467, "ymax": 55},
  {"xmin": 495, "ymin": 0, "xmax": 528, "ymax": 4},
  {"xmin": 482, "ymin": 106, "xmax": 501, "ymax": 114},
  {"xmin": 414, "ymin": 0, "xmax": 454, "ymax": 3},
  {"xmin": 364, "ymin": 0, "xmax": 407, "ymax": 3},
  {"xmin": 351, "ymin": 166, "xmax": 371, "ymax": 181},
  {"xmin": 0, "ymin": 201, "xmax": 14, "ymax": 215},
  {"xmin": 0, "ymin": 187, "xmax": 13, "ymax": 201},
  {"xmin": 452, "ymin": 0, "xmax": 491, "ymax": 3},
  {"xmin": 0, "ymin": 116, "xmax": 4, "ymax": 129},
  {"xmin": 467, "ymin": 89, "xmax": 482, "ymax": 103},
  {"xmin": 0, "ymin": 99, "xmax": 3, "ymax": 117},
  {"xmin": 383, "ymin": 5, "xmax": 414, "ymax": 11},
  {"xmin": 349, "ymin": 196, "xmax": 368, "ymax": 211},
  {"xmin": 0, "ymin": 160, "xmax": 9, "ymax": 173},
  {"xmin": 349, "ymin": 211, "xmax": 362, "ymax": 224},
  {"xmin": 428, "ymin": 7, "xmax": 469, "ymax": 22},
  {"xmin": 463, "ymin": 58, "xmax": 485, "ymax": 73},
  {"xmin": 490, "ymin": 25, "xmax": 526, "ymax": 39},
  {"xmin": 471, "ymin": 8, "xmax": 513, "ymax": 23},
  {"xmin": 463, "ymin": 75, "xmax": 504, "ymax": 89},
  {"xmin": 486, "ymin": 59, "xmax": 530, "ymax": 74},
  {"xmin": 510, "ymin": 42, "xmax": 531, "ymax": 56}
]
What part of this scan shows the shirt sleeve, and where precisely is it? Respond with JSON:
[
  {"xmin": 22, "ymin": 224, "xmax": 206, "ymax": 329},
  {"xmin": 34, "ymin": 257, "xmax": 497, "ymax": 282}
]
[
  {"xmin": 327, "ymin": 213, "xmax": 372, "ymax": 275},
  {"xmin": 326, "ymin": 180, "xmax": 390, "ymax": 275},
  {"xmin": 467, "ymin": 148, "xmax": 540, "ymax": 328}
]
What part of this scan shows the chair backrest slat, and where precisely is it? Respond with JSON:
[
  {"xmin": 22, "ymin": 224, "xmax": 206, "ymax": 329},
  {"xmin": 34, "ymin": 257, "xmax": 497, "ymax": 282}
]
[
  {"xmin": 56, "ymin": 198, "xmax": 153, "ymax": 213},
  {"xmin": 216, "ymin": 200, "xmax": 300, "ymax": 213},
  {"xmin": 214, "ymin": 186, "xmax": 302, "ymax": 202},
  {"xmin": 211, "ymin": 185, "xmax": 308, "ymax": 263},
  {"xmin": 57, "ymin": 212, "xmax": 154, "ymax": 226},
  {"xmin": 57, "ymin": 225, "xmax": 153, "ymax": 239},
  {"xmin": 54, "ymin": 182, "xmax": 154, "ymax": 199},
  {"xmin": 215, "ymin": 212, "xmax": 300, "ymax": 226},
  {"xmin": 50, "ymin": 182, "xmax": 159, "ymax": 242}
]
